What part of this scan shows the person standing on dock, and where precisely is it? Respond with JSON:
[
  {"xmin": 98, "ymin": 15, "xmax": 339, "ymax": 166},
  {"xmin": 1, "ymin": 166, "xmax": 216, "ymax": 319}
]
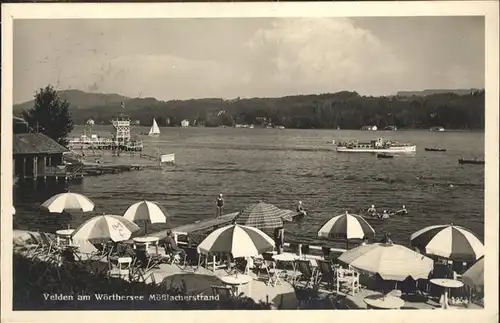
[
  {"xmin": 216, "ymin": 194, "xmax": 225, "ymax": 218},
  {"xmin": 274, "ymin": 227, "xmax": 285, "ymax": 254}
]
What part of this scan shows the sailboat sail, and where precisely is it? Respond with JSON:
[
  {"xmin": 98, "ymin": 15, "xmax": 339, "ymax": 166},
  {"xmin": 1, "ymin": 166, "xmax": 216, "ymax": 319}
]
[{"xmin": 148, "ymin": 118, "xmax": 160, "ymax": 136}]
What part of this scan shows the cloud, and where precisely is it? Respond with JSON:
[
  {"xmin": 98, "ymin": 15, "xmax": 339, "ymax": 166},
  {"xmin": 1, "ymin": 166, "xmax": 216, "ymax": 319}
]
[
  {"xmin": 243, "ymin": 18, "xmax": 407, "ymax": 96},
  {"xmin": 13, "ymin": 17, "xmax": 484, "ymax": 103},
  {"xmin": 80, "ymin": 54, "xmax": 246, "ymax": 99}
]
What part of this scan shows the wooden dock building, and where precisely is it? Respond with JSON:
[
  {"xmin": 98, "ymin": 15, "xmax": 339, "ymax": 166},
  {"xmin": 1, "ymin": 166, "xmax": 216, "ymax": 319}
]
[{"xmin": 13, "ymin": 118, "xmax": 83, "ymax": 182}]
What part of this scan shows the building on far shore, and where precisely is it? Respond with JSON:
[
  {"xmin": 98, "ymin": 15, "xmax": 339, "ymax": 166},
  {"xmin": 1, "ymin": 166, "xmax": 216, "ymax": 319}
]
[
  {"xmin": 181, "ymin": 119, "xmax": 190, "ymax": 127},
  {"xmin": 13, "ymin": 117, "xmax": 83, "ymax": 182}
]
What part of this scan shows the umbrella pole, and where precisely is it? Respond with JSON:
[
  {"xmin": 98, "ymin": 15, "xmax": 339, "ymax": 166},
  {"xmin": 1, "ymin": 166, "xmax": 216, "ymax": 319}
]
[{"xmin": 145, "ymin": 222, "xmax": 148, "ymax": 234}]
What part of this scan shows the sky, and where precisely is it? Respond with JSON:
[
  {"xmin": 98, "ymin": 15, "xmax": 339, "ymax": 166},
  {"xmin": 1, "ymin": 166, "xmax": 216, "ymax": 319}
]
[{"xmin": 13, "ymin": 17, "xmax": 484, "ymax": 104}]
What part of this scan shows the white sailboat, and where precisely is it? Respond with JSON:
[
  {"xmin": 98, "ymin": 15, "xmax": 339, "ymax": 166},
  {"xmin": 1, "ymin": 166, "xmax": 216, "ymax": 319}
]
[{"xmin": 148, "ymin": 118, "xmax": 160, "ymax": 137}]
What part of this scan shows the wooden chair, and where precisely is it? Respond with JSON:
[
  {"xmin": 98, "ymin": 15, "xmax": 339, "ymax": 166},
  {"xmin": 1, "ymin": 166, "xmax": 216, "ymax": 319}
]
[
  {"xmin": 133, "ymin": 248, "xmax": 161, "ymax": 272},
  {"xmin": 316, "ymin": 259, "xmax": 336, "ymax": 290},
  {"xmin": 164, "ymin": 243, "xmax": 184, "ymax": 266},
  {"xmin": 336, "ymin": 267, "xmax": 354, "ymax": 294},
  {"xmin": 336, "ymin": 268, "xmax": 360, "ymax": 294},
  {"xmin": 181, "ymin": 247, "xmax": 199, "ymax": 271},
  {"xmin": 25, "ymin": 232, "xmax": 45, "ymax": 256},
  {"xmin": 294, "ymin": 259, "xmax": 319, "ymax": 288},
  {"xmin": 39, "ymin": 232, "xmax": 60, "ymax": 254},
  {"xmin": 251, "ymin": 256, "xmax": 268, "ymax": 278},
  {"xmin": 38, "ymin": 232, "xmax": 64, "ymax": 263},
  {"xmin": 117, "ymin": 257, "xmax": 133, "ymax": 277}
]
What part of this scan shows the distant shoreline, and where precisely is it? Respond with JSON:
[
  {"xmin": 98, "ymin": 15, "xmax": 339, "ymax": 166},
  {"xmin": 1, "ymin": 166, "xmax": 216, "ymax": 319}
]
[{"xmin": 71, "ymin": 125, "xmax": 485, "ymax": 133}]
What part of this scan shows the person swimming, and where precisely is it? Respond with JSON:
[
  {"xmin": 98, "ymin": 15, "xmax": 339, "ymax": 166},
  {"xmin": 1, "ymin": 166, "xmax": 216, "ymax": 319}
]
[
  {"xmin": 367, "ymin": 204, "xmax": 377, "ymax": 214},
  {"xmin": 395, "ymin": 205, "xmax": 408, "ymax": 215},
  {"xmin": 381, "ymin": 210, "xmax": 390, "ymax": 219},
  {"xmin": 297, "ymin": 201, "xmax": 307, "ymax": 216}
]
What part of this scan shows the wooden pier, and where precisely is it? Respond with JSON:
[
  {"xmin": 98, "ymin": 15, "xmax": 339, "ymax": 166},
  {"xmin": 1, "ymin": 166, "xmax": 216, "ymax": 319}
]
[
  {"xmin": 82, "ymin": 164, "xmax": 155, "ymax": 177},
  {"xmin": 144, "ymin": 211, "xmax": 346, "ymax": 254},
  {"xmin": 140, "ymin": 152, "xmax": 175, "ymax": 165},
  {"xmin": 147, "ymin": 212, "xmax": 240, "ymax": 239}
]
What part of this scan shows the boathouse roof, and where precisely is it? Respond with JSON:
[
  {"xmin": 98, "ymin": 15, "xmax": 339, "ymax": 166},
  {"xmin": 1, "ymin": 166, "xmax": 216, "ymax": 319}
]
[{"xmin": 13, "ymin": 133, "xmax": 68, "ymax": 155}]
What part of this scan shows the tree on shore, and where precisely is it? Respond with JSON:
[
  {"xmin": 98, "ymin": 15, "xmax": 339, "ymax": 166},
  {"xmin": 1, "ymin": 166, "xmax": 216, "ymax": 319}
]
[{"xmin": 21, "ymin": 85, "xmax": 74, "ymax": 146}]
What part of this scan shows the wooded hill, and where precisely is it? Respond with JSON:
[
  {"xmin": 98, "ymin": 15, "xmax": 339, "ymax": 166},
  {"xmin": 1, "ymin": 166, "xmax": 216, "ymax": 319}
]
[{"xmin": 14, "ymin": 89, "xmax": 485, "ymax": 130}]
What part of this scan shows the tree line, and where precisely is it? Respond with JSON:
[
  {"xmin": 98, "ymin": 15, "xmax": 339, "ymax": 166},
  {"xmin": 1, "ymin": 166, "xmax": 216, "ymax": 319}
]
[
  {"xmin": 75, "ymin": 90, "xmax": 485, "ymax": 130},
  {"xmin": 18, "ymin": 86, "xmax": 485, "ymax": 149}
]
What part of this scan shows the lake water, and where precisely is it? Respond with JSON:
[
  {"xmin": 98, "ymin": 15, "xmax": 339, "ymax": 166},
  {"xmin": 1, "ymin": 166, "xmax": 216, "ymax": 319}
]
[{"xmin": 13, "ymin": 126, "xmax": 485, "ymax": 247}]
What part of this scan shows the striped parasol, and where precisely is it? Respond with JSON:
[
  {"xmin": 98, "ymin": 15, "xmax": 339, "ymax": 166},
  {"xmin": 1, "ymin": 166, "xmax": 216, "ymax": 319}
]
[
  {"xmin": 234, "ymin": 202, "xmax": 286, "ymax": 230},
  {"xmin": 338, "ymin": 242, "xmax": 434, "ymax": 281},
  {"xmin": 71, "ymin": 214, "xmax": 140, "ymax": 243},
  {"xmin": 462, "ymin": 256, "xmax": 484, "ymax": 290},
  {"xmin": 123, "ymin": 200, "xmax": 171, "ymax": 232},
  {"xmin": 41, "ymin": 192, "xmax": 95, "ymax": 213},
  {"xmin": 197, "ymin": 224, "xmax": 275, "ymax": 258},
  {"xmin": 318, "ymin": 211, "xmax": 375, "ymax": 241},
  {"xmin": 410, "ymin": 224, "xmax": 484, "ymax": 261}
]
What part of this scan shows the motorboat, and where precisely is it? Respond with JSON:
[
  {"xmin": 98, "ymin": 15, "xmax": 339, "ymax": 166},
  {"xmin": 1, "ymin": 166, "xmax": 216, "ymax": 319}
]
[
  {"xmin": 335, "ymin": 138, "xmax": 416, "ymax": 153},
  {"xmin": 425, "ymin": 148, "xmax": 447, "ymax": 152},
  {"xmin": 458, "ymin": 158, "xmax": 484, "ymax": 165}
]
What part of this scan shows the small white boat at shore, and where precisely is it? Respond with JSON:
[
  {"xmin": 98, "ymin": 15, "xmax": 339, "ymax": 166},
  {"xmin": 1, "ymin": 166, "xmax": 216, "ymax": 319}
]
[{"xmin": 335, "ymin": 138, "xmax": 416, "ymax": 153}]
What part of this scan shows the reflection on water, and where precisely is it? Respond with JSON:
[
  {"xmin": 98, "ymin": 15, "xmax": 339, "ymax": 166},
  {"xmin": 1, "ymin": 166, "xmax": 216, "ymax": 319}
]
[{"xmin": 13, "ymin": 128, "xmax": 485, "ymax": 247}]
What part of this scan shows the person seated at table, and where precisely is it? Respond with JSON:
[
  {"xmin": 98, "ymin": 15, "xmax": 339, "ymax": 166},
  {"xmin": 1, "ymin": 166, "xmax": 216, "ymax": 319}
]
[{"xmin": 163, "ymin": 230, "xmax": 185, "ymax": 260}]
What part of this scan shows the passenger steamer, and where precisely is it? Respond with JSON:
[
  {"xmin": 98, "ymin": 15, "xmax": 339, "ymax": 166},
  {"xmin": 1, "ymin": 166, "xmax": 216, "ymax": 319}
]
[{"xmin": 335, "ymin": 138, "xmax": 416, "ymax": 153}]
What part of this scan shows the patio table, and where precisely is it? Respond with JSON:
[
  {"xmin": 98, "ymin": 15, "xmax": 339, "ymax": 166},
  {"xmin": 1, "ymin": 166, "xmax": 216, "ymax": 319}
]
[
  {"xmin": 272, "ymin": 253, "xmax": 299, "ymax": 284},
  {"xmin": 273, "ymin": 253, "xmax": 297, "ymax": 267},
  {"xmin": 220, "ymin": 274, "xmax": 253, "ymax": 297},
  {"xmin": 56, "ymin": 229, "xmax": 75, "ymax": 245},
  {"xmin": 364, "ymin": 294, "xmax": 405, "ymax": 309},
  {"xmin": 133, "ymin": 236, "xmax": 160, "ymax": 253},
  {"xmin": 431, "ymin": 279, "xmax": 464, "ymax": 309}
]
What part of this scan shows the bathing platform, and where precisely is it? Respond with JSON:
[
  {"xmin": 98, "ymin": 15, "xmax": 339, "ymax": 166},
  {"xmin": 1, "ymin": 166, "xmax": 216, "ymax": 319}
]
[
  {"xmin": 147, "ymin": 211, "xmax": 303, "ymax": 238},
  {"xmin": 145, "ymin": 211, "xmax": 346, "ymax": 254}
]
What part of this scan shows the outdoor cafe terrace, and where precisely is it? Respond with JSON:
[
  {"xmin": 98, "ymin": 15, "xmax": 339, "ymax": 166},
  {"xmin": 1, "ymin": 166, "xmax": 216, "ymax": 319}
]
[{"xmin": 11, "ymin": 194, "xmax": 485, "ymax": 310}]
